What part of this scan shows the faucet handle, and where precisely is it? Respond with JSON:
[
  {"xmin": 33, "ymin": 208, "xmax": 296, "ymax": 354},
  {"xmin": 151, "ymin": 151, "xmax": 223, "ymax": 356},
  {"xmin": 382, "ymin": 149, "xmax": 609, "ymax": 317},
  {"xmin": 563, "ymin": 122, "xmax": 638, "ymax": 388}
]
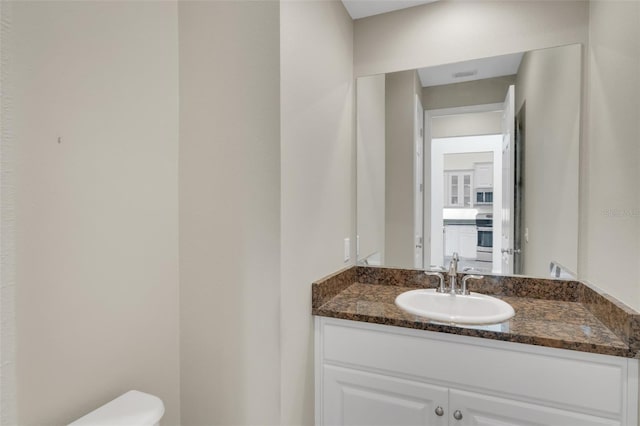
[
  {"xmin": 461, "ymin": 274, "xmax": 483, "ymax": 295},
  {"xmin": 424, "ymin": 270, "xmax": 446, "ymax": 293}
]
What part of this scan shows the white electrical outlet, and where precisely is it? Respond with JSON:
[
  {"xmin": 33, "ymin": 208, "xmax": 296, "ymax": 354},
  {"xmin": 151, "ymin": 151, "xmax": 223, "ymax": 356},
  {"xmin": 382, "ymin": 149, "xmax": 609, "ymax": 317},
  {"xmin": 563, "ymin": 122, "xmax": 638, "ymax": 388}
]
[{"xmin": 344, "ymin": 238, "xmax": 350, "ymax": 262}]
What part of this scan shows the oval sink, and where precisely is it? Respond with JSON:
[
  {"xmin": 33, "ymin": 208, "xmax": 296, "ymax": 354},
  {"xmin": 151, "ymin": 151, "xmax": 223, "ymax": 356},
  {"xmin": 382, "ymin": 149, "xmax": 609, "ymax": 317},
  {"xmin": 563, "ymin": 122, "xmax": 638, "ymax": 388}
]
[{"xmin": 395, "ymin": 289, "xmax": 515, "ymax": 325}]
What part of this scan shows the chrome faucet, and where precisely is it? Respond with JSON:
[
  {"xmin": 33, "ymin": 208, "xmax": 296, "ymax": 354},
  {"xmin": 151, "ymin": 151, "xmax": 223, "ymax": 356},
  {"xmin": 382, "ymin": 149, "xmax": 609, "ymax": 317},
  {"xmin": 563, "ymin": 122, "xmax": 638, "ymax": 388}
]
[
  {"xmin": 461, "ymin": 274, "xmax": 483, "ymax": 295},
  {"xmin": 426, "ymin": 254, "xmax": 484, "ymax": 296},
  {"xmin": 425, "ymin": 266, "xmax": 446, "ymax": 293},
  {"xmin": 448, "ymin": 252, "xmax": 460, "ymax": 294}
]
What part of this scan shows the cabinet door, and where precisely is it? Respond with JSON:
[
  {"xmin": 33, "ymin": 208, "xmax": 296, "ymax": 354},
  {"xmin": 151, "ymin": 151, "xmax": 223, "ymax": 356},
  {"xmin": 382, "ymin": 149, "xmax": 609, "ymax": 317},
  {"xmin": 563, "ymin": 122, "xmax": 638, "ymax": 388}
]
[
  {"xmin": 459, "ymin": 228, "xmax": 477, "ymax": 259},
  {"xmin": 444, "ymin": 226, "xmax": 459, "ymax": 256},
  {"xmin": 448, "ymin": 173, "xmax": 460, "ymax": 206},
  {"xmin": 323, "ymin": 365, "xmax": 448, "ymax": 426},
  {"xmin": 445, "ymin": 171, "xmax": 473, "ymax": 207},
  {"xmin": 449, "ymin": 389, "xmax": 620, "ymax": 426},
  {"xmin": 461, "ymin": 173, "xmax": 472, "ymax": 207},
  {"xmin": 474, "ymin": 163, "xmax": 493, "ymax": 188}
]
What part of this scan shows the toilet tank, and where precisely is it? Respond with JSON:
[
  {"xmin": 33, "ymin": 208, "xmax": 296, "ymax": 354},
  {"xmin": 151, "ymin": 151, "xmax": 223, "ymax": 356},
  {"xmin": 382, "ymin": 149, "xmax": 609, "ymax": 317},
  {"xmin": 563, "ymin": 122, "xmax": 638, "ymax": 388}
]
[{"xmin": 68, "ymin": 390, "xmax": 165, "ymax": 426}]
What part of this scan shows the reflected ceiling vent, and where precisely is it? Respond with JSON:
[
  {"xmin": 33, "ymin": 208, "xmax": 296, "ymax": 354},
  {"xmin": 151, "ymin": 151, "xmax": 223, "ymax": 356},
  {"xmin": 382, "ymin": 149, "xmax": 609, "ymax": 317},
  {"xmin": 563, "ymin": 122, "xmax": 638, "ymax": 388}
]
[{"xmin": 452, "ymin": 70, "xmax": 478, "ymax": 79}]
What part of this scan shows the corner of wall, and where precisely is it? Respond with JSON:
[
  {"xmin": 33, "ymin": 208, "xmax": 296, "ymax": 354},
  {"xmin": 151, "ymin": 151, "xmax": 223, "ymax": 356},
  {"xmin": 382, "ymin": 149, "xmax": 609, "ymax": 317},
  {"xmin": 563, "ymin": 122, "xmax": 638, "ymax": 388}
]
[{"xmin": 0, "ymin": 1, "xmax": 17, "ymax": 423}]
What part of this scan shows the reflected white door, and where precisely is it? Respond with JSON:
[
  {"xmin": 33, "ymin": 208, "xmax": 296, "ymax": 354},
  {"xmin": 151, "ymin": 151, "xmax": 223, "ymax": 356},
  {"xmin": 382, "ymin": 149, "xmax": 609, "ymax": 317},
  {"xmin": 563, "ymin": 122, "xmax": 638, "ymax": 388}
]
[
  {"xmin": 414, "ymin": 95, "xmax": 424, "ymax": 268},
  {"xmin": 501, "ymin": 85, "xmax": 515, "ymax": 274}
]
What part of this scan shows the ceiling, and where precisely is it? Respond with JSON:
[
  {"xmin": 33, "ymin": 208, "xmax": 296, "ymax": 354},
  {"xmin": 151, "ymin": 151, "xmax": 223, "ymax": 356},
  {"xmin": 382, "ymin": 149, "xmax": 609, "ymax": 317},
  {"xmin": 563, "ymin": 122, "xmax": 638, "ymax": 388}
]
[
  {"xmin": 341, "ymin": 0, "xmax": 439, "ymax": 20},
  {"xmin": 418, "ymin": 52, "xmax": 525, "ymax": 87}
]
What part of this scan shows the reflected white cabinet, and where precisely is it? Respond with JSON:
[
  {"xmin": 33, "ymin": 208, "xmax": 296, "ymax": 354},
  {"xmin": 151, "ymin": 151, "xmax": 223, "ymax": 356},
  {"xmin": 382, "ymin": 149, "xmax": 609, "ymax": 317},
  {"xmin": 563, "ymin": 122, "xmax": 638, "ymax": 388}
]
[
  {"xmin": 445, "ymin": 171, "xmax": 473, "ymax": 207},
  {"xmin": 474, "ymin": 162, "xmax": 493, "ymax": 188},
  {"xmin": 444, "ymin": 226, "xmax": 477, "ymax": 259},
  {"xmin": 315, "ymin": 317, "xmax": 637, "ymax": 426}
]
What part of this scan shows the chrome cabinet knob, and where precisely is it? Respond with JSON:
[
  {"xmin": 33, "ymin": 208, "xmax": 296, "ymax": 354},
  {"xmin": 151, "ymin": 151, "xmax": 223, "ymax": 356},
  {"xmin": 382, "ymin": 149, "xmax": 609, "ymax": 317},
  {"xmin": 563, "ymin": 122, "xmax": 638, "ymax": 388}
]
[
  {"xmin": 453, "ymin": 410, "xmax": 463, "ymax": 420},
  {"xmin": 434, "ymin": 406, "xmax": 444, "ymax": 416}
]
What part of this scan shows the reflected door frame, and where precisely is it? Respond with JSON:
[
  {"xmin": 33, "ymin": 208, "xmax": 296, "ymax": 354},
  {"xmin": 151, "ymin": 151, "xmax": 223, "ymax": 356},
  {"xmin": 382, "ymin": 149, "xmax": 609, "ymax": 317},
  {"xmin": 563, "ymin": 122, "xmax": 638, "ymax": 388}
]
[
  {"xmin": 424, "ymin": 103, "xmax": 503, "ymax": 272},
  {"xmin": 414, "ymin": 95, "xmax": 425, "ymax": 269}
]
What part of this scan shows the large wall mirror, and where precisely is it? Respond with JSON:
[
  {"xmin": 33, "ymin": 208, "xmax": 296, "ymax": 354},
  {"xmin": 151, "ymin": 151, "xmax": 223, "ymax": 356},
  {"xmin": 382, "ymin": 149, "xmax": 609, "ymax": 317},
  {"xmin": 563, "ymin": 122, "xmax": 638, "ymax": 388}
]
[{"xmin": 356, "ymin": 43, "xmax": 581, "ymax": 279}]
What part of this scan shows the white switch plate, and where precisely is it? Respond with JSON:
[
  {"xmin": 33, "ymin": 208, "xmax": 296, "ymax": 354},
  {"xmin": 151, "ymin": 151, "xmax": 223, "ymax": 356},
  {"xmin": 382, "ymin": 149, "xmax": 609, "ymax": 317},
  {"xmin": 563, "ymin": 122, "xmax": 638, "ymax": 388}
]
[{"xmin": 344, "ymin": 238, "xmax": 350, "ymax": 262}]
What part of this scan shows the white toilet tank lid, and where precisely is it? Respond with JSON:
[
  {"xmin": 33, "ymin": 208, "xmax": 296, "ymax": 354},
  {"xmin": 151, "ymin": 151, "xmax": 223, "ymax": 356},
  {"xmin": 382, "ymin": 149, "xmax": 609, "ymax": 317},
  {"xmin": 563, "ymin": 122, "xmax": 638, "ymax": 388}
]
[{"xmin": 68, "ymin": 390, "xmax": 165, "ymax": 426}]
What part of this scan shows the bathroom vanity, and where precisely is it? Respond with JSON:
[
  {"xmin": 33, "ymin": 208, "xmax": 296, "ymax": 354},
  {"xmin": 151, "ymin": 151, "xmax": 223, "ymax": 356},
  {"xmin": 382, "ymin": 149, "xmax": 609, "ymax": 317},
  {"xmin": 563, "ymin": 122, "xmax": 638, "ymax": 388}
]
[{"xmin": 312, "ymin": 267, "xmax": 640, "ymax": 426}]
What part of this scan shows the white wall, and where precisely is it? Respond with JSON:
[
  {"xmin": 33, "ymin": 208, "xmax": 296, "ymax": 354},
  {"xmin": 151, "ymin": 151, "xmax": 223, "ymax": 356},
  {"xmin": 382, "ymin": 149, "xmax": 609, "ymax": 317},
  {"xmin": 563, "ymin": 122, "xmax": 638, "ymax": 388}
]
[
  {"xmin": 10, "ymin": 2, "xmax": 180, "ymax": 424},
  {"xmin": 179, "ymin": 1, "xmax": 281, "ymax": 425},
  {"xmin": 582, "ymin": 0, "xmax": 640, "ymax": 309},
  {"xmin": 357, "ymin": 75, "xmax": 386, "ymax": 262},
  {"xmin": 354, "ymin": 1, "xmax": 588, "ymax": 77},
  {"xmin": 280, "ymin": 0, "xmax": 354, "ymax": 424},
  {"xmin": 515, "ymin": 44, "xmax": 581, "ymax": 278}
]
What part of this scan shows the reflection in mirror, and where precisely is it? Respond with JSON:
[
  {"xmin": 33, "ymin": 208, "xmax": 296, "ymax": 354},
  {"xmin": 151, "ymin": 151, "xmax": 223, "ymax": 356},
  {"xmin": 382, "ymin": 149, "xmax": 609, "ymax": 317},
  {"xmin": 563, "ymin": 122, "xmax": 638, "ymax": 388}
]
[{"xmin": 356, "ymin": 44, "xmax": 581, "ymax": 279}]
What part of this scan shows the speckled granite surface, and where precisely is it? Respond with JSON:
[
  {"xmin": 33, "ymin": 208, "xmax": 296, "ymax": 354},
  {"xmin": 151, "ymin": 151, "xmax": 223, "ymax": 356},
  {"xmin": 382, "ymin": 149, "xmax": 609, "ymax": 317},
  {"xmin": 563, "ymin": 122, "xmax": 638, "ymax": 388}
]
[{"xmin": 311, "ymin": 266, "xmax": 640, "ymax": 358}]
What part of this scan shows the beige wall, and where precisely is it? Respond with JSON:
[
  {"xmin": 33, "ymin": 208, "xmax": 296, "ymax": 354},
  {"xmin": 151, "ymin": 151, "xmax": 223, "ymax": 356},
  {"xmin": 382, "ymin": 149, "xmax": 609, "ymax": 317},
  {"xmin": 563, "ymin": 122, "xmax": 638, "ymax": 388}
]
[
  {"xmin": 7, "ymin": 1, "xmax": 350, "ymax": 424},
  {"xmin": 179, "ymin": 1, "xmax": 281, "ymax": 425},
  {"xmin": 444, "ymin": 152, "xmax": 493, "ymax": 171},
  {"xmin": 581, "ymin": 1, "xmax": 640, "ymax": 309},
  {"xmin": 424, "ymin": 77, "xmax": 509, "ymax": 138},
  {"xmin": 431, "ymin": 112, "xmax": 502, "ymax": 138},
  {"xmin": 422, "ymin": 76, "xmax": 515, "ymax": 111},
  {"xmin": 280, "ymin": 0, "xmax": 354, "ymax": 424},
  {"xmin": 356, "ymin": 75, "xmax": 386, "ymax": 262},
  {"xmin": 515, "ymin": 45, "xmax": 581, "ymax": 277},
  {"xmin": 11, "ymin": 2, "xmax": 180, "ymax": 424},
  {"xmin": 0, "ymin": 1, "xmax": 16, "ymax": 424},
  {"xmin": 384, "ymin": 70, "xmax": 420, "ymax": 268},
  {"xmin": 354, "ymin": 1, "xmax": 589, "ymax": 77}
]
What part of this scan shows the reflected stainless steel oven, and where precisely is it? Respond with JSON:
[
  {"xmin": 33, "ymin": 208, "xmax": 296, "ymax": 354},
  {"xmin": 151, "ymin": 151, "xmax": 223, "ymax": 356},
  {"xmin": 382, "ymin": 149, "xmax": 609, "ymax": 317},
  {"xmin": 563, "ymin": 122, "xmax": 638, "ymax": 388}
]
[{"xmin": 476, "ymin": 213, "xmax": 493, "ymax": 262}]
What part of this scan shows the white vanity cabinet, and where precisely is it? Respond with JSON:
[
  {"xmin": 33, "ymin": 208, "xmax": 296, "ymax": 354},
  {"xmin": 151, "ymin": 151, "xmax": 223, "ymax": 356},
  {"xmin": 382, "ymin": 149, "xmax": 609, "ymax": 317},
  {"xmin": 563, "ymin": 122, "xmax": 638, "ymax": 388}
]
[
  {"xmin": 449, "ymin": 389, "xmax": 619, "ymax": 426},
  {"xmin": 323, "ymin": 366, "xmax": 448, "ymax": 426},
  {"xmin": 315, "ymin": 317, "xmax": 638, "ymax": 426}
]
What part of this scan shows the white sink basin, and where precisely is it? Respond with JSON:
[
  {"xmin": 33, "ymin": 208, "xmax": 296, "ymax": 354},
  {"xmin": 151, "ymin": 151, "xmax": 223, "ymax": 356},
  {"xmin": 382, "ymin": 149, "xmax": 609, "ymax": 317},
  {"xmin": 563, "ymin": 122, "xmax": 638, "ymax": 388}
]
[{"xmin": 395, "ymin": 289, "xmax": 515, "ymax": 325}]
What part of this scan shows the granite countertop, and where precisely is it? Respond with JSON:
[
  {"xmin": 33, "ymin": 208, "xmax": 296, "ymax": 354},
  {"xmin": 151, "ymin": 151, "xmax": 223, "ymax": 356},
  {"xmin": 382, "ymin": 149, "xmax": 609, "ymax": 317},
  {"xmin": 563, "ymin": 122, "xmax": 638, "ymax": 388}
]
[{"xmin": 312, "ymin": 266, "xmax": 640, "ymax": 358}]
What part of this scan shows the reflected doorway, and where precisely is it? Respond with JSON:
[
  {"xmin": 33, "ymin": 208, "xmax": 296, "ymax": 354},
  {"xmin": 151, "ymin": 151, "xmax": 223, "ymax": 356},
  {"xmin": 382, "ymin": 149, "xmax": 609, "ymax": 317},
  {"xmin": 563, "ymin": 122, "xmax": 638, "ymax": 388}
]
[{"xmin": 430, "ymin": 135, "xmax": 502, "ymax": 274}]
